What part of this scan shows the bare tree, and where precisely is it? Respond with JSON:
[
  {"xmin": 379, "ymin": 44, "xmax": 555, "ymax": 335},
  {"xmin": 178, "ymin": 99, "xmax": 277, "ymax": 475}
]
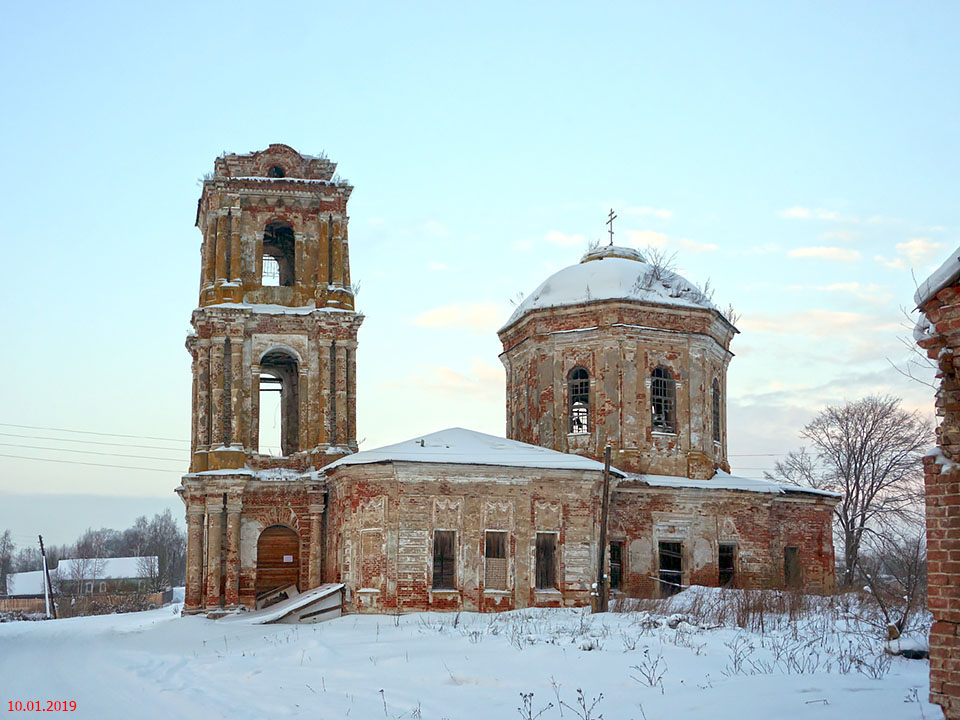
[
  {"xmin": 766, "ymin": 395, "xmax": 932, "ymax": 589},
  {"xmin": 0, "ymin": 530, "xmax": 15, "ymax": 594},
  {"xmin": 858, "ymin": 521, "xmax": 927, "ymax": 636}
]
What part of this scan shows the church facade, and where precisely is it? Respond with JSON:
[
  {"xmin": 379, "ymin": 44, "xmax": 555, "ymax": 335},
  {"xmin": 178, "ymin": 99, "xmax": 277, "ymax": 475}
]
[{"xmin": 178, "ymin": 145, "xmax": 837, "ymax": 616}]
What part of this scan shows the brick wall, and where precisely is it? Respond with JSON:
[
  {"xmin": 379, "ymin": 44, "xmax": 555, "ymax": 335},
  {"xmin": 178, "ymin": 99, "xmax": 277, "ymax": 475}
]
[{"xmin": 917, "ymin": 282, "xmax": 960, "ymax": 720}]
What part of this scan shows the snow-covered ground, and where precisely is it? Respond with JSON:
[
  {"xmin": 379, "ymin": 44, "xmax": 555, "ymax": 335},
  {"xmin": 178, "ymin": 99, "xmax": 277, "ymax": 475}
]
[{"xmin": 0, "ymin": 588, "xmax": 943, "ymax": 720}]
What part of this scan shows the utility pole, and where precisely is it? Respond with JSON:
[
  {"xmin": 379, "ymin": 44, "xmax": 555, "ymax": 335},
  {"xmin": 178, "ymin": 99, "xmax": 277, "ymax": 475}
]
[
  {"xmin": 594, "ymin": 444, "xmax": 612, "ymax": 613},
  {"xmin": 38, "ymin": 535, "xmax": 57, "ymax": 619}
]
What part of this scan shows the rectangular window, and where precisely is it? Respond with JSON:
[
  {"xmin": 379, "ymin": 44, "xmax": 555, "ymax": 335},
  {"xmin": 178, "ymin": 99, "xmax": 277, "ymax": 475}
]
[
  {"xmin": 718, "ymin": 544, "xmax": 735, "ymax": 587},
  {"xmin": 609, "ymin": 541, "xmax": 623, "ymax": 591},
  {"xmin": 535, "ymin": 533, "xmax": 557, "ymax": 590},
  {"xmin": 784, "ymin": 546, "xmax": 801, "ymax": 588},
  {"xmin": 484, "ymin": 531, "xmax": 508, "ymax": 590},
  {"xmin": 432, "ymin": 530, "xmax": 456, "ymax": 590},
  {"xmin": 658, "ymin": 541, "xmax": 682, "ymax": 596}
]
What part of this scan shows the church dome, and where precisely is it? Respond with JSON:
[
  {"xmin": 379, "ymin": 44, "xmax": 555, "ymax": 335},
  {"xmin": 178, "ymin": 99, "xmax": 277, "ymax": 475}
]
[{"xmin": 502, "ymin": 245, "xmax": 716, "ymax": 330}]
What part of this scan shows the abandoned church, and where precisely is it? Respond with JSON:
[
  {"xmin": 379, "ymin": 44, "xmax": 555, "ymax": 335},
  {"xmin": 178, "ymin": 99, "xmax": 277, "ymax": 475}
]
[{"xmin": 177, "ymin": 144, "xmax": 838, "ymax": 616}]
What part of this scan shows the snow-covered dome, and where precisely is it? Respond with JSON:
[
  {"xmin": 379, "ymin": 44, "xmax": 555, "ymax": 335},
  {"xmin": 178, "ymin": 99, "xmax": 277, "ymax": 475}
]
[{"xmin": 502, "ymin": 245, "xmax": 717, "ymax": 330}]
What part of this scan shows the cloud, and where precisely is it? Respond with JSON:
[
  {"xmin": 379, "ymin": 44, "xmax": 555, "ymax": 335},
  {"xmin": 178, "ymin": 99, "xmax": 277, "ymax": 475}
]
[
  {"xmin": 780, "ymin": 207, "xmax": 855, "ymax": 222},
  {"xmin": 786, "ymin": 282, "xmax": 892, "ymax": 304},
  {"xmin": 427, "ymin": 261, "xmax": 449, "ymax": 272},
  {"xmin": 420, "ymin": 220, "xmax": 449, "ymax": 238},
  {"xmin": 625, "ymin": 206, "xmax": 673, "ymax": 220},
  {"xmin": 544, "ymin": 230, "xmax": 586, "ymax": 247},
  {"xmin": 821, "ymin": 229, "xmax": 858, "ymax": 242},
  {"xmin": 413, "ymin": 303, "xmax": 504, "ymax": 333},
  {"xmin": 739, "ymin": 309, "xmax": 898, "ymax": 337},
  {"xmin": 678, "ymin": 238, "xmax": 718, "ymax": 254},
  {"xmin": 404, "ymin": 359, "xmax": 505, "ymax": 401},
  {"xmin": 787, "ymin": 246, "xmax": 862, "ymax": 262},
  {"xmin": 896, "ymin": 238, "xmax": 945, "ymax": 265},
  {"xmin": 874, "ymin": 254, "xmax": 906, "ymax": 270},
  {"xmin": 624, "ymin": 229, "xmax": 669, "ymax": 247}
]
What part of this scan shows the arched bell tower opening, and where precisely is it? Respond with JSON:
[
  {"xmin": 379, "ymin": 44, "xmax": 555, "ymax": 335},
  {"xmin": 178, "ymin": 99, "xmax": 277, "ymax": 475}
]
[
  {"xmin": 259, "ymin": 349, "xmax": 300, "ymax": 457},
  {"xmin": 262, "ymin": 220, "xmax": 296, "ymax": 287}
]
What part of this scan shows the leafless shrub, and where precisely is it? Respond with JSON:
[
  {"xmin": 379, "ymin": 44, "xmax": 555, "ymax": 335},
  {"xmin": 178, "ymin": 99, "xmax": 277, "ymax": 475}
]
[
  {"xmin": 517, "ymin": 693, "xmax": 553, "ymax": 720},
  {"xmin": 560, "ymin": 689, "xmax": 604, "ymax": 720},
  {"xmin": 630, "ymin": 649, "xmax": 667, "ymax": 692}
]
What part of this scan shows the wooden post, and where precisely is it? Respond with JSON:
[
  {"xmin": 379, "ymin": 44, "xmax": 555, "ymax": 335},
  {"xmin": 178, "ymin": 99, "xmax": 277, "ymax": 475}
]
[
  {"xmin": 595, "ymin": 444, "xmax": 612, "ymax": 613},
  {"xmin": 38, "ymin": 535, "xmax": 57, "ymax": 619}
]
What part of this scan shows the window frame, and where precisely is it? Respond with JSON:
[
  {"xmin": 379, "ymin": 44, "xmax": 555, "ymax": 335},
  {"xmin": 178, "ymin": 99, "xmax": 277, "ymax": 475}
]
[
  {"xmin": 712, "ymin": 377, "xmax": 722, "ymax": 444},
  {"xmin": 718, "ymin": 543, "xmax": 736, "ymax": 588},
  {"xmin": 535, "ymin": 532, "xmax": 559, "ymax": 590},
  {"xmin": 651, "ymin": 366, "xmax": 677, "ymax": 433},
  {"xmin": 483, "ymin": 530, "xmax": 509, "ymax": 591},
  {"xmin": 658, "ymin": 540, "xmax": 683, "ymax": 597},
  {"xmin": 568, "ymin": 366, "xmax": 590, "ymax": 434},
  {"xmin": 432, "ymin": 530, "xmax": 457, "ymax": 590},
  {"xmin": 609, "ymin": 540, "xmax": 624, "ymax": 592}
]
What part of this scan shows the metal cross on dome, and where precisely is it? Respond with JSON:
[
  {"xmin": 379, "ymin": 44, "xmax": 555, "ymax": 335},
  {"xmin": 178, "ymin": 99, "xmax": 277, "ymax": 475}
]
[{"xmin": 606, "ymin": 208, "xmax": 617, "ymax": 246}]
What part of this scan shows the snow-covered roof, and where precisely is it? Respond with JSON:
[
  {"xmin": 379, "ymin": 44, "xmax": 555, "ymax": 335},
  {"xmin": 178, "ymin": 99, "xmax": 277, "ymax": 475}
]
[
  {"xmin": 323, "ymin": 427, "xmax": 624, "ymax": 475},
  {"xmin": 626, "ymin": 470, "xmax": 841, "ymax": 498},
  {"xmin": 5, "ymin": 557, "xmax": 158, "ymax": 596},
  {"xmin": 5, "ymin": 569, "xmax": 46, "ymax": 596},
  {"xmin": 56, "ymin": 556, "xmax": 158, "ymax": 581},
  {"xmin": 502, "ymin": 246, "xmax": 718, "ymax": 331},
  {"xmin": 914, "ymin": 246, "xmax": 960, "ymax": 307}
]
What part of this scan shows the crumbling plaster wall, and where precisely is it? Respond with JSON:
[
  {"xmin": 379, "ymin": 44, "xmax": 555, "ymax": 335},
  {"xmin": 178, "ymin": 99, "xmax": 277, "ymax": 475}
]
[
  {"xmin": 499, "ymin": 301, "xmax": 733, "ymax": 477},
  {"xmin": 323, "ymin": 462, "xmax": 603, "ymax": 613}
]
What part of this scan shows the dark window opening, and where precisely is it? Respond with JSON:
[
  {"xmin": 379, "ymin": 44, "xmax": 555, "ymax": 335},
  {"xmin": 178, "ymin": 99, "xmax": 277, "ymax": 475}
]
[
  {"xmin": 267, "ymin": 165, "xmax": 286, "ymax": 178},
  {"xmin": 258, "ymin": 350, "xmax": 300, "ymax": 457},
  {"xmin": 568, "ymin": 366, "xmax": 590, "ymax": 433},
  {"xmin": 484, "ymin": 531, "xmax": 508, "ymax": 590},
  {"xmin": 651, "ymin": 366, "xmax": 676, "ymax": 433},
  {"xmin": 609, "ymin": 541, "xmax": 623, "ymax": 591},
  {"xmin": 262, "ymin": 221, "xmax": 296, "ymax": 287},
  {"xmin": 718, "ymin": 544, "xmax": 735, "ymax": 587},
  {"xmin": 658, "ymin": 541, "xmax": 682, "ymax": 596},
  {"xmin": 432, "ymin": 530, "xmax": 456, "ymax": 590},
  {"xmin": 784, "ymin": 546, "xmax": 801, "ymax": 588},
  {"xmin": 712, "ymin": 378, "xmax": 722, "ymax": 443},
  {"xmin": 535, "ymin": 533, "xmax": 557, "ymax": 590}
]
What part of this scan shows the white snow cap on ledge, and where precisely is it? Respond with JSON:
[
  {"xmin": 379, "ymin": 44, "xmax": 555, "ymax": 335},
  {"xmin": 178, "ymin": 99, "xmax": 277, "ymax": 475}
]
[
  {"xmin": 502, "ymin": 246, "xmax": 717, "ymax": 331},
  {"xmin": 914, "ymin": 246, "xmax": 960, "ymax": 307},
  {"xmin": 632, "ymin": 470, "xmax": 841, "ymax": 498},
  {"xmin": 322, "ymin": 427, "xmax": 624, "ymax": 475}
]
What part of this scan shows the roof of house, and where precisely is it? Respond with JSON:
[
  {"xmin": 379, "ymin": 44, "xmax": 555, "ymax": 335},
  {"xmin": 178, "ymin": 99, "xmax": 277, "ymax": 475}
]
[
  {"xmin": 501, "ymin": 246, "xmax": 720, "ymax": 331},
  {"xmin": 322, "ymin": 427, "xmax": 625, "ymax": 475},
  {"xmin": 4, "ymin": 556, "xmax": 159, "ymax": 597}
]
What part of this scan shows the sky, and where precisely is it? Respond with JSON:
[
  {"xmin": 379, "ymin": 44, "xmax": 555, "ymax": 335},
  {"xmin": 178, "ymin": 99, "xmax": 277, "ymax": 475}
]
[{"xmin": 1, "ymin": 2, "xmax": 957, "ymax": 546}]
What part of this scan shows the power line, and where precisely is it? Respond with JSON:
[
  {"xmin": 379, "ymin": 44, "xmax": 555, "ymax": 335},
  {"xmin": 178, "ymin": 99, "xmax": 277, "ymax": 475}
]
[
  {"xmin": 0, "ymin": 453, "xmax": 180, "ymax": 474},
  {"xmin": 0, "ymin": 431, "xmax": 187, "ymax": 453},
  {"xmin": 0, "ymin": 422, "xmax": 189, "ymax": 444},
  {"xmin": 0, "ymin": 442, "xmax": 184, "ymax": 463}
]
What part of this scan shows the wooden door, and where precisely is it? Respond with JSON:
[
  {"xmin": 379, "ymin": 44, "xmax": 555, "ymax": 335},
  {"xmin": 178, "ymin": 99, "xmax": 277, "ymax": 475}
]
[{"xmin": 256, "ymin": 525, "xmax": 301, "ymax": 599}]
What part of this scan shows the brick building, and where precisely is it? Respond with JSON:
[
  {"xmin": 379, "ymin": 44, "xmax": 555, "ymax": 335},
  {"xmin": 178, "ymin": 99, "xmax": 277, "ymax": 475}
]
[
  {"xmin": 914, "ymin": 248, "xmax": 960, "ymax": 720},
  {"xmin": 178, "ymin": 146, "xmax": 837, "ymax": 616}
]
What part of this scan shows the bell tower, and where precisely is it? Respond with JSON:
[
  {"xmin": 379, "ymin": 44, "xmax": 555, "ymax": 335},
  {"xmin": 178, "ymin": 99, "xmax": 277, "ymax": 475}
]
[
  {"xmin": 188, "ymin": 144, "xmax": 362, "ymax": 473},
  {"xmin": 178, "ymin": 145, "xmax": 362, "ymax": 614}
]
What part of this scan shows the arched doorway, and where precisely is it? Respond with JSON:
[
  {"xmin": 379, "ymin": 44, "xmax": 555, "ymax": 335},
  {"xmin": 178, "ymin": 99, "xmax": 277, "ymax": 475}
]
[{"xmin": 255, "ymin": 525, "xmax": 301, "ymax": 605}]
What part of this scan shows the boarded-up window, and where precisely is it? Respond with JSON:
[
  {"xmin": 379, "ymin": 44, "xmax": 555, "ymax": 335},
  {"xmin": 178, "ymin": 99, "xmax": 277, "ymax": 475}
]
[
  {"xmin": 361, "ymin": 531, "xmax": 383, "ymax": 590},
  {"xmin": 609, "ymin": 541, "xmax": 623, "ymax": 591},
  {"xmin": 658, "ymin": 541, "xmax": 682, "ymax": 596},
  {"xmin": 432, "ymin": 530, "xmax": 456, "ymax": 589},
  {"xmin": 484, "ymin": 531, "xmax": 508, "ymax": 590},
  {"xmin": 784, "ymin": 546, "xmax": 801, "ymax": 587},
  {"xmin": 536, "ymin": 533, "xmax": 557, "ymax": 590},
  {"xmin": 718, "ymin": 544, "xmax": 735, "ymax": 587}
]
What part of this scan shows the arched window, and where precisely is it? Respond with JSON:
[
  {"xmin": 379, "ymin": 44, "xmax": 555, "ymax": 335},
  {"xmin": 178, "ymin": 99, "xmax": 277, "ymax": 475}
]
[
  {"xmin": 259, "ymin": 349, "xmax": 300, "ymax": 456},
  {"xmin": 267, "ymin": 165, "xmax": 286, "ymax": 178},
  {"xmin": 568, "ymin": 367, "xmax": 590, "ymax": 433},
  {"xmin": 712, "ymin": 378, "xmax": 722, "ymax": 443},
  {"xmin": 262, "ymin": 221, "xmax": 296, "ymax": 287},
  {"xmin": 651, "ymin": 366, "xmax": 676, "ymax": 433}
]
